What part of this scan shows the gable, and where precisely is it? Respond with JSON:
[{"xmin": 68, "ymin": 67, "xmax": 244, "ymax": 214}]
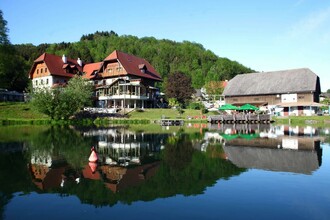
[
  {"xmin": 101, "ymin": 50, "xmax": 162, "ymax": 82},
  {"xmin": 29, "ymin": 53, "xmax": 83, "ymax": 79}
]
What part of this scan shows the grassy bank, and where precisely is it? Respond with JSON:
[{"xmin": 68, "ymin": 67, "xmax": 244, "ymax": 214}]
[
  {"xmin": 274, "ymin": 115, "xmax": 330, "ymax": 126},
  {"xmin": 2, "ymin": 102, "xmax": 330, "ymax": 126},
  {"xmin": 0, "ymin": 102, "xmax": 214, "ymax": 125},
  {"xmin": 128, "ymin": 108, "xmax": 217, "ymax": 121},
  {"xmin": 0, "ymin": 102, "xmax": 49, "ymax": 119}
]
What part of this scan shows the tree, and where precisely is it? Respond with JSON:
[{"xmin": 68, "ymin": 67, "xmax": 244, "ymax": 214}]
[
  {"xmin": 0, "ymin": 10, "xmax": 9, "ymax": 45},
  {"xmin": 204, "ymin": 81, "xmax": 225, "ymax": 102},
  {"xmin": 8, "ymin": 29, "xmax": 255, "ymax": 93},
  {"xmin": 0, "ymin": 10, "xmax": 29, "ymax": 91},
  {"xmin": 165, "ymin": 72, "xmax": 195, "ymax": 106},
  {"xmin": 31, "ymin": 76, "xmax": 93, "ymax": 120}
]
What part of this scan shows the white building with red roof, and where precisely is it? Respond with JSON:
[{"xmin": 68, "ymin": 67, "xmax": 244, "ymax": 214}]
[
  {"xmin": 29, "ymin": 53, "xmax": 84, "ymax": 89},
  {"xmin": 29, "ymin": 50, "xmax": 163, "ymax": 109},
  {"xmin": 94, "ymin": 50, "xmax": 162, "ymax": 109}
]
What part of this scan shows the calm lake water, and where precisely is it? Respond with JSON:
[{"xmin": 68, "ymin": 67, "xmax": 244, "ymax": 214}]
[{"xmin": 1, "ymin": 123, "xmax": 330, "ymax": 220}]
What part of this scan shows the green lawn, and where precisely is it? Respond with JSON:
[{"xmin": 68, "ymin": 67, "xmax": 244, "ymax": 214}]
[
  {"xmin": 0, "ymin": 102, "xmax": 49, "ymax": 120},
  {"xmin": 0, "ymin": 102, "xmax": 215, "ymax": 122},
  {"xmin": 3, "ymin": 102, "xmax": 330, "ymax": 127},
  {"xmin": 274, "ymin": 115, "xmax": 330, "ymax": 126},
  {"xmin": 127, "ymin": 108, "xmax": 217, "ymax": 120}
]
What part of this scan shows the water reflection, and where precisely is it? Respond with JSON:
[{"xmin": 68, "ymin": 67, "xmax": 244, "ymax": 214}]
[
  {"xmin": 205, "ymin": 124, "xmax": 323, "ymax": 174},
  {"xmin": 0, "ymin": 125, "xmax": 245, "ymax": 209},
  {"xmin": 1, "ymin": 124, "xmax": 329, "ymax": 211},
  {"xmin": 1, "ymin": 124, "xmax": 330, "ymax": 219},
  {"xmin": 83, "ymin": 127, "xmax": 167, "ymax": 166}
]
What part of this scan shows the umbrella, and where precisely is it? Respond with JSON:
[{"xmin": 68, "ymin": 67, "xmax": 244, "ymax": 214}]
[
  {"xmin": 238, "ymin": 103, "xmax": 259, "ymax": 111},
  {"xmin": 219, "ymin": 104, "xmax": 238, "ymax": 110}
]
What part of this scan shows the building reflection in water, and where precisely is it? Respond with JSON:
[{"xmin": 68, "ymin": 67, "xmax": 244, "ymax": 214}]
[
  {"xmin": 28, "ymin": 147, "xmax": 72, "ymax": 190},
  {"xmin": 27, "ymin": 124, "xmax": 325, "ymax": 193},
  {"xmin": 28, "ymin": 127, "xmax": 169, "ymax": 193},
  {"xmin": 205, "ymin": 123, "xmax": 323, "ymax": 174}
]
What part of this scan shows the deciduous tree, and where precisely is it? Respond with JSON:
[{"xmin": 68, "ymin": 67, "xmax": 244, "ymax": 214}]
[
  {"xmin": 165, "ymin": 72, "xmax": 195, "ymax": 106},
  {"xmin": 31, "ymin": 76, "xmax": 93, "ymax": 120}
]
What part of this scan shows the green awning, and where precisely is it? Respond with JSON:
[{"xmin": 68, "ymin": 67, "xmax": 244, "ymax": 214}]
[
  {"xmin": 219, "ymin": 104, "xmax": 238, "ymax": 110},
  {"xmin": 238, "ymin": 103, "xmax": 259, "ymax": 111}
]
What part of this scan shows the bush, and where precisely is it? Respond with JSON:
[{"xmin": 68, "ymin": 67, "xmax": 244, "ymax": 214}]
[
  {"xmin": 202, "ymin": 108, "xmax": 209, "ymax": 114},
  {"xmin": 188, "ymin": 102, "xmax": 203, "ymax": 110},
  {"xmin": 30, "ymin": 76, "xmax": 93, "ymax": 120}
]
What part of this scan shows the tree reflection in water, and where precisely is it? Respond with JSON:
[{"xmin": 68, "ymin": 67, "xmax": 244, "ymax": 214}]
[{"xmin": 0, "ymin": 125, "xmax": 246, "ymax": 208}]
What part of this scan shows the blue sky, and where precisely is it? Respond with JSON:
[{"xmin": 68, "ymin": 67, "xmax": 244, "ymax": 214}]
[{"xmin": 1, "ymin": 0, "xmax": 330, "ymax": 91}]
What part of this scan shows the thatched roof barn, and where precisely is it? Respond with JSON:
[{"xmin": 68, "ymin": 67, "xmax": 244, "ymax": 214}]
[
  {"xmin": 223, "ymin": 68, "xmax": 320, "ymax": 96},
  {"xmin": 222, "ymin": 68, "xmax": 322, "ymax": 116}
]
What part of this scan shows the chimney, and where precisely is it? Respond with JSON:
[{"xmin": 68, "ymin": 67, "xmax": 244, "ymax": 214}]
[
  {"xmin": 77, "ymin": 58, "xmax": 82, "ymax": 66},
  {"xmin": 62, "ymin": 54, "xmax": 67, "ymax": 63}
]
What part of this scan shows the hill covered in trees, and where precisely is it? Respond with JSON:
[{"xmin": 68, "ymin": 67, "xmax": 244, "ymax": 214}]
[{"xmin": 15, "ymin": 31, "xmax": 254, "ymax": 91}]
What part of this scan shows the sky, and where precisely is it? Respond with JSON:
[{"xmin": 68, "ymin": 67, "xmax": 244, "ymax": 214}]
[{"xmin": 1, "ymin": 0, "xmax": 329, "ymax": 91}]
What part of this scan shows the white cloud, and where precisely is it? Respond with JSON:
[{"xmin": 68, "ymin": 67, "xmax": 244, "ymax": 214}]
[{"xmin": 289, "ymin": 6, "xmax": 330, "ymax": 40}]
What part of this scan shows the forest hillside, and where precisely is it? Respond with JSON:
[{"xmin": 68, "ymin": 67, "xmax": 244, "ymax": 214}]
[{"xmin": 14, "ymin": 31, "xmax": 255, "ymax": 91}]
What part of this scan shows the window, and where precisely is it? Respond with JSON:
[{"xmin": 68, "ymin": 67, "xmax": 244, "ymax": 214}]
[
  {"xmin": 36, "ymin": 80, "xmax": 38, "ymax": 85},
  {"xmin": 41, "ymin": 68, "xmax": 43, "ymax": 73},
  {"xmin": 41, "ymin": 79, "xmax": 43, "ymax": 85},
  {"xmin": 107, "ymin": 68, "xmax": 112, "ymax": 73},
  {"xmin": 45, "ymin": 68, "xmax": 48, "ymax": 73},
  {"xmin": 37, "ymin": 69, "xmax": 39, "ymax": 74},
  {"xmin": 116, "ymin": 64, "xmax": 122, "ymax": 71},
  {"xmin": 46, "ymin": 79, "xmax": 49, "ymax": 84}
]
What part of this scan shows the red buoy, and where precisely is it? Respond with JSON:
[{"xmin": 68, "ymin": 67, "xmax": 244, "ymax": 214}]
[
  {"xmin": 89, "ymin": 146, "xmax": 98, "ymax": 162},
  {"xmin": 88, "ymin": 162, "xmax": 97, "ymax": 173}
]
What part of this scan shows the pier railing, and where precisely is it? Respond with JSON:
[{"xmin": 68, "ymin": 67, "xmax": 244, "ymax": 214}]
[{"xmin": 207, "ymin": 113, "xmax": 272, "ymax": 124}]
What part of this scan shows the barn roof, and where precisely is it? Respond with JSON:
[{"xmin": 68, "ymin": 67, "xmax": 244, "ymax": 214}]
[{"xmin": 223, "ymin": 68, "xmax": 320, "ymax": 96}]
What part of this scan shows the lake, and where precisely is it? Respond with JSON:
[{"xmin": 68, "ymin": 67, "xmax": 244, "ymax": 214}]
[{"xmin": 1, "ymin": 123, "xmax": 330, "ymax": 220}]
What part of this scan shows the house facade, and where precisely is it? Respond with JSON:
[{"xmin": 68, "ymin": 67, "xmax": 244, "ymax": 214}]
[
  {"xmin": 222, "ymin": 68, "xmax": 322, "ymax": 116},
  {"xmin": 29, "ymin": 50, "xmax": 162, "ymax": 109},
  {"xmin": 93, "ymin": 50, "xmax": 162, "ymax": 109},
  {"xmin": 29, "ymin": 53, "xmax": 84, "ymax": 89}
]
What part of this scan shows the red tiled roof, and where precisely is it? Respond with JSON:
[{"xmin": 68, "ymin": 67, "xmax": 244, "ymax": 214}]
[
  {"xmin": 29, "ymin": 53, "xmax": 83, "ymax": 78},
  {"xmin": 102, "ymin": 50, "xmax": 162, "ymax": 81},
  {"xmin": 83, "ymin": 62, "xmax": 102, "ymax": 79}
]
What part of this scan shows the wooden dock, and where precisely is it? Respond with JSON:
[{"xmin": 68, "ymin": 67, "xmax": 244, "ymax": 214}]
[
  {"xmin": 160, "ymin": 119, "xmax": 184, "ymax": 126},
  {"xmin": 207, "ymin": 114, "xmax": 272, "ymax": 124}
]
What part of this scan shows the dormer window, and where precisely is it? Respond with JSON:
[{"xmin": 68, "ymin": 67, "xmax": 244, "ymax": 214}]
[{"xmin": 138, "ymin": 64, "xmax": 147, "ymax": 73}]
